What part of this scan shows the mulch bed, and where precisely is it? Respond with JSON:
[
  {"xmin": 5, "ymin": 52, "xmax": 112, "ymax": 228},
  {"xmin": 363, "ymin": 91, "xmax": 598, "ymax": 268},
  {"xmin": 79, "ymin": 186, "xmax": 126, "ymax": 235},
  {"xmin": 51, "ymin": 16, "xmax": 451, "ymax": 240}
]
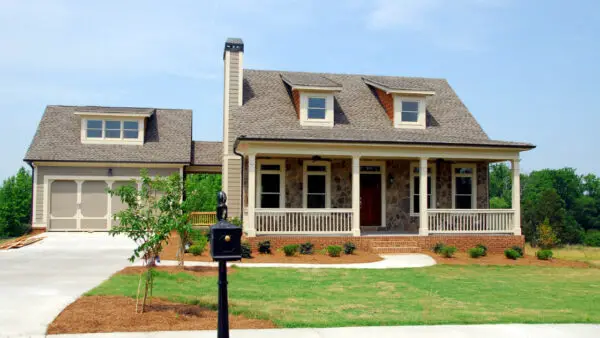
[
  {"xmin": 161, "ymin": 249, "xmax": 383, "ymax": 264},
  {"xmin": 47, "ymin": 295, "xmax": 276, "ymax": 334},
  {"xmin": 429, "ymin": 252, "xmax": 590, "ymax": 268},
  {"xmin": 0, "ymin": 232, "xmax": 44, "ymax": 250}
]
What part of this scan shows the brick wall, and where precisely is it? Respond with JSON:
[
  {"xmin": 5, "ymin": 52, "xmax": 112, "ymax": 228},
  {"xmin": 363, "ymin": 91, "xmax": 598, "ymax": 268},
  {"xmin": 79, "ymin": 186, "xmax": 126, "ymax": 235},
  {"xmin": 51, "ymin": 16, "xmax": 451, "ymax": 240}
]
[{"xmin": 247, "ymin": 235, "xmax": 524, "ymax": 254}]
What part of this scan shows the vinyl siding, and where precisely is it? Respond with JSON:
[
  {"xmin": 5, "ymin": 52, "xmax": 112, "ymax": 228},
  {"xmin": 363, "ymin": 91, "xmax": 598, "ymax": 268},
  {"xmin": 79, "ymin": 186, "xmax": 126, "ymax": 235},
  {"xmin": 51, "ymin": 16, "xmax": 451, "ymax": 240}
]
[{"xmin": 225, "ymin": 158, "xmax": 242, "ymax": 217}]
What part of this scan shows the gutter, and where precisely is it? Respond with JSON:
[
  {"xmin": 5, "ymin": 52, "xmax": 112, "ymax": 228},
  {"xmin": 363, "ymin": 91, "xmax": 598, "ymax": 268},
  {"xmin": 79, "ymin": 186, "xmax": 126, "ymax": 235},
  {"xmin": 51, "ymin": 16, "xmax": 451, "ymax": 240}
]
[
  {"xmin": 232, "ymin": 138, "xmax": 244, "ymax": 222},
  {"xmin": 236, "ymin": 136, "xmax": 536, "ymax": 150}
]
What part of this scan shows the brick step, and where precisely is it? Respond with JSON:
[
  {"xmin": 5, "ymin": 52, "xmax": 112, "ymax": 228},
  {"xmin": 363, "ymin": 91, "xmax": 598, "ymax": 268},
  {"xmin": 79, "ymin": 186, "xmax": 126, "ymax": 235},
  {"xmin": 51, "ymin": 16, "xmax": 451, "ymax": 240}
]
[
  {"xmin": 372, "ymin": 246, "xmax": 421, "ymax": 254},
  {"xmin": 369, "ymin": 240, "xmax": 418, "ymax": 247}
]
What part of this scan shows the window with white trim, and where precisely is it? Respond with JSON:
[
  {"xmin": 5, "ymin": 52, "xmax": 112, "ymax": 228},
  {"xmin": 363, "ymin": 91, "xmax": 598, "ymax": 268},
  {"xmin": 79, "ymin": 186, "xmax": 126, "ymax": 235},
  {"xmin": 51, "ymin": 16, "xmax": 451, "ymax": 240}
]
[
  {"xmin": 393, "ymin": 96, "xmax": 426, "ymax": 129},
  {"xmin": 452, "ymin": 164, "xmax": 477, "ymax": 209},
  {"xmin": 410, "ymin": 162, "xmax": 436, "ymax": 215},
  {"xmin": 303, "ymin": 161, "xmax": 331, "ymax": 208},
  {"xmin": 257, "ymin": 160, "xmax": 285, "ymax": 208},
  {"xmin": 299, "ymin": 93, "xmax": 334, "ymax": 127},
  {"xmin": 83, "ymin": 119, "xmax": 143, "ymax": 143}
]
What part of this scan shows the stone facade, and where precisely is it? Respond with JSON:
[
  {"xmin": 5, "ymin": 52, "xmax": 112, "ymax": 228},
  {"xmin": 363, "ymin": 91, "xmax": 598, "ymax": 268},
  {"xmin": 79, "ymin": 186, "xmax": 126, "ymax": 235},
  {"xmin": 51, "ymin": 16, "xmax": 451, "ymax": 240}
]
[{"xmin": 245, "ymin": 157, "xmax": 490, "ymax": 232}]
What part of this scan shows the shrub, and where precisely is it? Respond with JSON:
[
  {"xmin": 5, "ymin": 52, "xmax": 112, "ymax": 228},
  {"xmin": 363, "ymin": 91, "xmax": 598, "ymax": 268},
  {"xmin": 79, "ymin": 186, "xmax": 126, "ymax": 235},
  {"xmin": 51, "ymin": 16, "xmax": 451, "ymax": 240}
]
[
  {"xmin": 440, "ymin": 246, "xmax": 457, "ymax": 258},
  {"xmin": 327, "ymin": 245, "xmax": 342, "ymax": 257},
  {"xmin": 476, "ymin": 243, "xmax": 488, "ymax": 256},
  {"xmin": 229, "ymin": 217, "xmax": 243, "ymax": 227},
  {"xmin": 536, "ymin": 249, "xmax": 553, "ymax": 260},
  {"xmin": 189, "ymin": 243, "xmax": 205, "ymax": 256},
  {"xmin": 241, "ymin": 242, "xmax": 252, "ymax": 258},
  {"xmin": 584, "ymin": 230, "xmax": 600, "ymax": 247},
  {"xmin": 258, "ymin": 240, "xmax": 271, "ymax": 254},
  {"xmin": 511, "ymin": 246, "xmax": 524, "ymax": 258},
  {"xmin": 505, "ymin": 248, "xmax": 520, "ymax": 260},
  {"xmin": 432, "ymin": 242, "xmax": 445, "ymax": 254},
  {"xmin": 299, "ymin": 242, "xmax": 314, "ymax": 255},
  {"xmin": 344, "ymin": 242, "xmax": 357, "ymax": 255},
  {"xmin": 537, "ymin": 219, "xmax": 559, "ymax": 249},
  {"xmin": 283, "ymin": 244, "xmax": 299, "ymax": 257},
  {"xmin": 468, "ymin": 247, "xmax": 485, "ymax": 258}
]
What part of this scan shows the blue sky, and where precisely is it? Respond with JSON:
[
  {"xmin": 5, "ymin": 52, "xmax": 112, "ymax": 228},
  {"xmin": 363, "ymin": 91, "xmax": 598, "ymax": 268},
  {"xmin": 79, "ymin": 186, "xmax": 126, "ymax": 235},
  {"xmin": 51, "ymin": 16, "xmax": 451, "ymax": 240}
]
[{"xmin": 1, "ymin": 0, "xmax": 598, "ymax": 180}]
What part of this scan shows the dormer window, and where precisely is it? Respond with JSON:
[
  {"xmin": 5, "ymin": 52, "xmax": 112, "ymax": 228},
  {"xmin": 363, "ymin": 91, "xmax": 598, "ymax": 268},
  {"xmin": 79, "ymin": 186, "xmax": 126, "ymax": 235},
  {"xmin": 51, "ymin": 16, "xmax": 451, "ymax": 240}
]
[
  {"xmin": 394, "ymin": 96, "xmax": 426, "ymax": 128},
  {"xmin": 299, "ymin": 93, "xmax": 334, "ymax": 127},
  {"xmin": 308, "ymin": 97, "xmax": 326, "ymax": 119},
  {"xmin": 79, "ymin": 117, "xmax": 145, "ymax": 145}
]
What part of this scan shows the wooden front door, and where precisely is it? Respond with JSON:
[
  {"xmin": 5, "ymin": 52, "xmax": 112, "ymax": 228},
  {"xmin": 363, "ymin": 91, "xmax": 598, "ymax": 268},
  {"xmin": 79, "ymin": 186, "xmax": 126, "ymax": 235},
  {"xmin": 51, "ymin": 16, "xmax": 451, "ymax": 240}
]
[{"xmin": 360, "ymin": 174, "xmax": 382, "ymax": 226}]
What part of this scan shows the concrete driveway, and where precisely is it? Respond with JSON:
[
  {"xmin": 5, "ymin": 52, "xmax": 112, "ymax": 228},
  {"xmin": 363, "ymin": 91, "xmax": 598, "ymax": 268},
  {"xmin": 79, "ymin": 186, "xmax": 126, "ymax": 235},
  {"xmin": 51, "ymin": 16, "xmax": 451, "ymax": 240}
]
[{"xmin": 0, "ymin": 232, "xmax": 135, "ymax": 337}]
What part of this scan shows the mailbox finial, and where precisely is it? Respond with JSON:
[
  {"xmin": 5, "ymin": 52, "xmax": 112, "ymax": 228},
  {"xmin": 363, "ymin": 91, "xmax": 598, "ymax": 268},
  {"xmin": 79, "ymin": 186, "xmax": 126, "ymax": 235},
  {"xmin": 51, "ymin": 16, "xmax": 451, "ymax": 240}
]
[{"xmin": 217, "ymin": 191, "xmax": 228, "ymax": 221}]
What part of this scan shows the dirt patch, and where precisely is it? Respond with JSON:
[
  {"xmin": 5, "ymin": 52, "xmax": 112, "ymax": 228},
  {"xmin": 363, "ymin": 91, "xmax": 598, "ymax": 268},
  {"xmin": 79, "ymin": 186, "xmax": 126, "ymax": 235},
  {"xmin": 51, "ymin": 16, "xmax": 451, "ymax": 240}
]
[
  {"xmin": 47, "ymin": 295, "xmax": 276, "ymax": 334},
  {"xmin": 117, "ymin": 266, "xmax": 223, "ymax": 278},
  {"xmin": 161, "ymin": 249, "xmax": 382, "ymax": 265},
  {"xmin": 429, "ymin": 252, "xmax": 591, "ymax": 268}
]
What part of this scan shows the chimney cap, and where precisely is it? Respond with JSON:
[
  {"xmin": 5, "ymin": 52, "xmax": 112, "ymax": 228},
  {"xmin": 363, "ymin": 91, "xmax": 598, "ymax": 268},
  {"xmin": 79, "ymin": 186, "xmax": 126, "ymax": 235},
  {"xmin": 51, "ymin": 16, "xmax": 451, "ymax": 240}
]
[{"xmin": 224, "ymin": 38, "xmax": 244, "ymax": 54}]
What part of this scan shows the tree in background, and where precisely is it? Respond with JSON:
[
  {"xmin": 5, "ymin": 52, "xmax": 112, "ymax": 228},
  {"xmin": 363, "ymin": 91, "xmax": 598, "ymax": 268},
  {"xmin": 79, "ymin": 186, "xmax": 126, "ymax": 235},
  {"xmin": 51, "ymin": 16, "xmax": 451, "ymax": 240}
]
[
  {"xmin": 185, "ymin": 174, "xmax": 221, "ymax": 211},
  {"xmin": 0, "ymin": 167, "xmax": 32, "ymax": 238},
  {"xmin": 489, "ymin": 163, "xmax": 512, "ymax": 208}
]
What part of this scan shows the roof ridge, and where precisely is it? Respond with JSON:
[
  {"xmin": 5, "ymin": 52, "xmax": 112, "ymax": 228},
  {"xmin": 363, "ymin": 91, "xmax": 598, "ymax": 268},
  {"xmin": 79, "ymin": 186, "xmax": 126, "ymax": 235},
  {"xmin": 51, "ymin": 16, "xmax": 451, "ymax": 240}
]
[
  {"xmin": 246, "ymin": 68, "xmax": 447, "ymax": 82},
  {"xmin": 46, "ymin": 104, "xmax": 193, "ymax": 111}
]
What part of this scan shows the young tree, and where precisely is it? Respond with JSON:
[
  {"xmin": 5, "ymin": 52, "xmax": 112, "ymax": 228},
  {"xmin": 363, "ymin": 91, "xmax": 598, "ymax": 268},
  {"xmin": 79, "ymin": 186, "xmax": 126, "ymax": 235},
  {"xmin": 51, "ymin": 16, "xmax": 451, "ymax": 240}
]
[
  {"xmin": 0, "ymin": 167, "xmax": 32, "ymax": 238},
  {"xmin": 108, "ymin": 170, "xmax": 188, "ymax": 312}
]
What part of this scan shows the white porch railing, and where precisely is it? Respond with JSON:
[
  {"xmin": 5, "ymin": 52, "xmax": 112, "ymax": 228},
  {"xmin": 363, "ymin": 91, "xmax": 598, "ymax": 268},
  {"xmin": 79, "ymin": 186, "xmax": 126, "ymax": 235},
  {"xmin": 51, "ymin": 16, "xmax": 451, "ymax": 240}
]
[
  {"xmin": 255, "ymin": 208, "xmax": 353, "ymax": 235},
  {"xmin": 428, "ymin": 209, "xmax": 515, "ymax": 234}
]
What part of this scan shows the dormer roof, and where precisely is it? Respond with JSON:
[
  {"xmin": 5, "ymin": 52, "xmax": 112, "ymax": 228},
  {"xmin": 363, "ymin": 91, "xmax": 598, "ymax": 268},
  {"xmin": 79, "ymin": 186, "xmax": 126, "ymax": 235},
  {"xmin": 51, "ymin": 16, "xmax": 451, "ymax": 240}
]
[
  {"xmin": 363, "ymin": 76, "xmax": 435, "ymax": 96},
  {"xmin": 281, "ymin": 72, "xmax": 342, "ymax": 91}
]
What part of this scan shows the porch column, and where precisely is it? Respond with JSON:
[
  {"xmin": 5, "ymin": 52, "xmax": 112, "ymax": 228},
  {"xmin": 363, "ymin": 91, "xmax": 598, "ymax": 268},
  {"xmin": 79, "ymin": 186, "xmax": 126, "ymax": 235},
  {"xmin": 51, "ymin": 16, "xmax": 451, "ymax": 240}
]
[
  {"xmin": 246, "ymin": 154, "xmax": 257, "ymax": 237},
  {"xmin": 419, "ymin": 157, "xmax": 429, "ymax": 236},
  {"xmin": 511, "ymin": 157, "xmax": 521, "ymax": 235},
  {"xmin": 351, "ymin": 155, "xmax": 361, "ymax": 236}
]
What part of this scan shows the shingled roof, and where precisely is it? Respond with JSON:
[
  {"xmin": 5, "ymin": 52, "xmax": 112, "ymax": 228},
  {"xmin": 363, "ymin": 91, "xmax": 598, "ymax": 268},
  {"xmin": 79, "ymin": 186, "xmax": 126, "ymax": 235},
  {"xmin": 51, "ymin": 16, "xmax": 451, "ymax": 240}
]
[
  {"xmin": 231, "ymin": 70, "xmax": 534, "ymax": 149},
  {"xmin": 191, "ymin": 141, "xmax": 222, "ymax": 166},
  {"xmin": 24, "ymin": 105, "xmax": 192, "ymax": 163}
]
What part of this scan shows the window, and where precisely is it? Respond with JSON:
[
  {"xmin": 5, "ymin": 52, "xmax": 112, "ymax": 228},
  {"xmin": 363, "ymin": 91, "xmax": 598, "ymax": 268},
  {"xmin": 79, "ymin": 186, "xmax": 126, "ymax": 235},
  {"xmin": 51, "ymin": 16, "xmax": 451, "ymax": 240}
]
[
  {"xmin": 123, "ymin": 121, "xmax": 139, "ymax": 139},
  {"xmin": 452, "ymin": 164, "xmax": 477, "ymax": 209},
  {"xmin": 303, "ymin": 161, "xmax": 331, "ymax": 208},
  {"xmin": 82, "ymin": 118, "xmax": 142, "ymax": 144},
  {"xmin": 105, "ymin": 121, "xmax": 121, "ymax": 138},
  {"xmin": 410, "ymin": 162, "xmax": 436, "ymax": 215},
  {"xmin": 257, "ymin": 160, "xmax": 285, "ymax": 208},
  {"xmin": 307, "ymin": 97, "xmax": 326, "ymax": 119},
  {"xmin": 401, "ymin": 101, "xmax": 419, "ymax": 122},
  {"xmin": 300, "ymin": 93, "xmax": 334, "ymax": 127},
  {"xmin": 393, "ymin": 96, "xmax": 426, "ymax": 129},
  {"xmin": 86, "ymin": 120, "xmax": 102, "ymax": 138}
]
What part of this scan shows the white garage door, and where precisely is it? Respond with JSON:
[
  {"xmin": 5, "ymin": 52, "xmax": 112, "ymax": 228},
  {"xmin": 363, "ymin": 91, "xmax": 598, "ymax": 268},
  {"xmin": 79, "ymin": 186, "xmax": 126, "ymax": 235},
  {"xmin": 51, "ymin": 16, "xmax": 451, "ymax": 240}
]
[{"xmin": 49, "ymin": 179, "xmax": 134, "ymax": 231}]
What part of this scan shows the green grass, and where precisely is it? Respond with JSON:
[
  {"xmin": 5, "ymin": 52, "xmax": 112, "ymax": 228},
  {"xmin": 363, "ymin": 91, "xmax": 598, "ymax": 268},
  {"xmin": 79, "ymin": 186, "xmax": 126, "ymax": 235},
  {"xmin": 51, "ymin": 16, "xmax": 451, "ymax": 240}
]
[
  {"xmin": 87, "ymin": 265, "xmax": 600, "ymax": 327},
  {"xmin": 526, "ymin": 244, "xmax": 600, "ymax": 266}
]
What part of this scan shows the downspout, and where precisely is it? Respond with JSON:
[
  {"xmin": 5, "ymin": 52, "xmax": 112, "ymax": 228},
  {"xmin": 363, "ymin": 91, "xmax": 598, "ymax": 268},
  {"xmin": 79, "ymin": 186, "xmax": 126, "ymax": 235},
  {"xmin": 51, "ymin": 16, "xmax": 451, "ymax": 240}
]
[
  {"xmin": 25, "ymin": 160, "xmax": 34, "ymax": 231},
  {"xmin": 232, "ymin": 137, "xmax": 245, "ymax": 221}
]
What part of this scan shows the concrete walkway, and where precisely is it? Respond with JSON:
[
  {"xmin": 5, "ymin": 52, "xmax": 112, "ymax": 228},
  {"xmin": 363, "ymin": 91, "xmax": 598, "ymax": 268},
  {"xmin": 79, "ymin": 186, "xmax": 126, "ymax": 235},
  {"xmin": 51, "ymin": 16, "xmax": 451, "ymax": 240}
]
[
  {"xmin": 47, "ymin": 324, "xmax": 600, "ymax": 338},
  {"xmin": 150, "ymin": 253, "xmax": 437, "ymax": 269},
  {"xmin": 0, "ymin": 232, "xmax": 135, "ymax": 338}
]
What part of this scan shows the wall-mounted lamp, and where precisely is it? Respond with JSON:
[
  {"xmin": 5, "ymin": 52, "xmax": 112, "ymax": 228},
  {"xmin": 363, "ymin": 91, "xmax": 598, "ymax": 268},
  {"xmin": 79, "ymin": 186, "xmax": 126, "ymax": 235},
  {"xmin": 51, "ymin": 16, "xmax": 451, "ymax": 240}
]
[
  {"xmin": 388, "ymin": 174, "xmax": 394, "ymax": 185},
  {"xmin": 311, "ymin": 155, "xmax": 322, "ymax": 162},
  {"xmin": 107, "ymin": 168, "xmax": 113, "ymax": 177}
]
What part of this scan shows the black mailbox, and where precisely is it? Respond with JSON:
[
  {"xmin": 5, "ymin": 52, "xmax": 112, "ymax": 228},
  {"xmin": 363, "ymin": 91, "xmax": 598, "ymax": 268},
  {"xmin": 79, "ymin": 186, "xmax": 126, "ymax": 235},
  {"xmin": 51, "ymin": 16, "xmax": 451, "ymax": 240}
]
[{"xmin": 210, "ymin": 192, "xmax": 242, "ymax": 261}]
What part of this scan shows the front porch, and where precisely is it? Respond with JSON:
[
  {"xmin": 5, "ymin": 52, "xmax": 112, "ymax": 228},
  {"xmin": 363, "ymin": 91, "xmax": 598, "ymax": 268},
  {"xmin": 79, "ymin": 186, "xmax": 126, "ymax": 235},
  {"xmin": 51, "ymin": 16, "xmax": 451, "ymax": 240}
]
[{"xmin": 242, "ymin": 148, "xmax": 522, "ymax": 237}]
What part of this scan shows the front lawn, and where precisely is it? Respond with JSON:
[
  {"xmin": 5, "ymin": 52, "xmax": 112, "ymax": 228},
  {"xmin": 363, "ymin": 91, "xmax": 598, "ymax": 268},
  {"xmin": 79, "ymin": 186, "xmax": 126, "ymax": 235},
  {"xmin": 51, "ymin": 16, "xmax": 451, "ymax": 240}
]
[
  {"xmin": 81, "ymin": 265, "xmax": 600, "ymax": 329},
  {"xmin": 525, "ymin": 244, "xmax": 600, "ymax": 267}
]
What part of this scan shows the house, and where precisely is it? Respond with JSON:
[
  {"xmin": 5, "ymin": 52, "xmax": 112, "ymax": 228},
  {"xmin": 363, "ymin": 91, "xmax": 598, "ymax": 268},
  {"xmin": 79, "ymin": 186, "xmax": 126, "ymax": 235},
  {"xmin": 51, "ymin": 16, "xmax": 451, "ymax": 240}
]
[
  {"xmin": 24, "ymin": 106, "xmax": 220, "ymax": 231},
  {"xmin": 24, "ymin": 37, "xmax": 534, "ymax": 252},
  {"xmin": 219, "ymin": 38, "xmax": 534, "ymax": 251}
]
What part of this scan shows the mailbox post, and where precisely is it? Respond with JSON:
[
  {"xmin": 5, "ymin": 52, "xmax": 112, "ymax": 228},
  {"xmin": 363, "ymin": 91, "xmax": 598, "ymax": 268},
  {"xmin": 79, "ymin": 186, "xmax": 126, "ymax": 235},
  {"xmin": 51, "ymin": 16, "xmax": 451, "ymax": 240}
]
[{"xmin": 210, "ymin": 192, "xmax": 242, "ymax": 338}]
